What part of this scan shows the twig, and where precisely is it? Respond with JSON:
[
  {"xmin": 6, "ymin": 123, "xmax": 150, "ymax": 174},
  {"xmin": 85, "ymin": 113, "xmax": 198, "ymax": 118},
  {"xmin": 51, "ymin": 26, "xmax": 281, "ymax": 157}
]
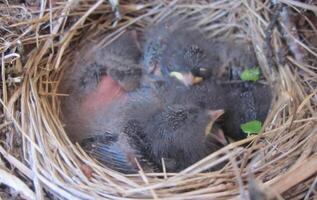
[
  {"xmin": 135, "ymin": 158, "xmax": 159, "ymax": 199},
  {"xmin": 264, "ymin": 2, "xmax": 283, "ymax": 71},
  {"xmin": 228, "ymin": 149, "xmax": 248, "ymax": 200},
  {"xmin": 278, "ymin": 0, "xmax": 317, "ymax": 12},
  {"xmin": 247, "ymin": 175, "xmax": 267, "ymax": 200},
  {"xmin": 0, "ymin": 167, "xmax": 35, "ymax": 200},
  {"xmin": 264, "ymin": 153, "xmax": 317, "ymax": 198},
  {"xmin": 0, "ymin": 121, "xmax": 12, "ymax": 130},
  {"xmin": 303, "ymin": 175, "xmax": 317, "ymax": 200},
  {"xmin": 279, "ymin": 6, "xmax": 305, "ymax": 63}
]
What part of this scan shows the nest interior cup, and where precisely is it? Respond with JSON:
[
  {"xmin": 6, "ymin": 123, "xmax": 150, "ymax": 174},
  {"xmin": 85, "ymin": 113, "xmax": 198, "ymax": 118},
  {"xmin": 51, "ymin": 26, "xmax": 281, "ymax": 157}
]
[{"xmin": 0, "ymin": 0, "xmax": 317, "ymax": 200}]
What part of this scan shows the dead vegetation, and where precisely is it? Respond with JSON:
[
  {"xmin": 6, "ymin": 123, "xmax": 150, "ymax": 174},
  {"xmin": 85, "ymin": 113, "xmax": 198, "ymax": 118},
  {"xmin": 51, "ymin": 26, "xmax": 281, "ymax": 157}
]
[{"xmin": 0, "ymin": 0, "xmax": 316, "ymax": 199}]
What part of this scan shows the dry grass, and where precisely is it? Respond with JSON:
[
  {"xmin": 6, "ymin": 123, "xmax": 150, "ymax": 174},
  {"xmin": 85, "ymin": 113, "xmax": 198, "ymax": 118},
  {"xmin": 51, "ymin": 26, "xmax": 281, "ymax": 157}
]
[{"xmin": 0, "ymin": 0, "xmax": 316, "ymax": 199}]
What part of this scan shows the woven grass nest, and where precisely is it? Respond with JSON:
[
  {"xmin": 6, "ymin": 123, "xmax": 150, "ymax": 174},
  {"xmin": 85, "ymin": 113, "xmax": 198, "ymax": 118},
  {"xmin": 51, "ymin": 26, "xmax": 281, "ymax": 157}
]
[{"xmin": 0, "ymin": 0, "xmax": 317, "ymax": 199}]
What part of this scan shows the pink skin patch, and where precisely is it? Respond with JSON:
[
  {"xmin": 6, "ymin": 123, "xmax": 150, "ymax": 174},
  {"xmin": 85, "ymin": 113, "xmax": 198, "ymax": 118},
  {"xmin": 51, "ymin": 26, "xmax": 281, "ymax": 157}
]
[{"xmin": 80, "ymin": 75, "xmax": 125, "ymax": 117}]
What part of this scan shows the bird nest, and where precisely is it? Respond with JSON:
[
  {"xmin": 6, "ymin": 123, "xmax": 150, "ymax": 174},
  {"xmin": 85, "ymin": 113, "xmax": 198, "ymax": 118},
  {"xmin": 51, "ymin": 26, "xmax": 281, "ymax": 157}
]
[{"xmin": 0, "ymin": 0, "xmax": 317, "ymax": 199}]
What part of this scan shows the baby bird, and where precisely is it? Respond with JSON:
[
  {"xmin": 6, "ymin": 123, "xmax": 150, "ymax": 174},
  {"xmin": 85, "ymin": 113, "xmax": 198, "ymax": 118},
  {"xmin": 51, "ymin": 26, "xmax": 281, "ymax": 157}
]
[
  {"xmin": 143, "ymin": 19, "xmax": 220, "ymax": 85},
  {"xmin": 78, "ymin": 81, "xmax": 227, "ymax": 173},
  {"xmin": 67, "ymin": 84, "xmax": 162, "ymax": 173},
  {"xmin": 91, "ymin": 30, "xmax": 143, "ymax": 92},
  {"xmin": 143, "ymin": 18, "xmax": 258, "ymax": 85},
  {"xmin": 143, "ymin": 18, "xmax": 271, "ymax": 140},
  {"xmin": 143, "ymin": 104, "xmax": 226, "ymax": 172},
  {"xmin": 222, "ymin": 82, "xmax": 272, "ymax": 140},
  {"xmin": 163, "ymin": 78, "xmax": 272, "ymax": 140},
  {"xmin": 63, "ymin": 30, "xmax": 142, "ymax": 96},
  {"xmin": 97, "ymin": 31, "xmax": 143, "ymax": 92},
  {"xmin": 60, "ymin": 30, "xmax": 142, "ymax": 140}
]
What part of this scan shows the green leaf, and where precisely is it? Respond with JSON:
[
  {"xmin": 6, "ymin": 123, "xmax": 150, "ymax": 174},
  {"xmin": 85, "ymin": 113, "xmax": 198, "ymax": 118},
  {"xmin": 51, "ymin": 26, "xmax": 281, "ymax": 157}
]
[
  {"xmin": 240, "ymin": 67, "xmax": 260, "ymax": 82},
  {"xmin": 240, "ymin": 120, "xmax": 262, "ymax": 136}
]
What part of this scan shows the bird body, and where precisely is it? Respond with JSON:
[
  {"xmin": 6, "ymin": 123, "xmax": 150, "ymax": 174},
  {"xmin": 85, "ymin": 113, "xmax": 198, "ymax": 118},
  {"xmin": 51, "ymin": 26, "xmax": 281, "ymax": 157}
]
[
  {"xmin": 143, "ymin": 18, "xmax": 259, "ymax": 85},
  {"xmin": 60, "ymin": 31, "xmax": 143, "ymax": 141},
  {"xmin": 60, "ymin": 21, "xmax": 272, "ymax": 174},
  {"xmin": 143, "ymin": 104, "xmax": 226, "ymax": 171},
  {"xmin": 89, "ymin": 31, "xmax": 143, "ymax": 92},
  {"xmin": 142, "ymin": 18, "xmax": 271, "ymax": 140},
  {"xmin": 61, "ymin": 30, "xmax": 142, "ymax": 97},
  {"xmin": 77, "ymin": 81, "xmax": 226, "ymax": 173},
  {"xmin": 162, "ymin": 79, "xmax": 272, "ymax": 140}
]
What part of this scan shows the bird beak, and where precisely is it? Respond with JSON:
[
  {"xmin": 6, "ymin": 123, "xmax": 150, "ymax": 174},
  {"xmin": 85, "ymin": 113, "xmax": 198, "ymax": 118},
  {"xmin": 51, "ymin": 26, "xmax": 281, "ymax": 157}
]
[
  {"xmin": 211, "ymin": 128, "xmax": 228, "ymax": 146},
  {"xmin": 205, "ymin": 109, "xmax": 227, "ymax": 145},
  {"xmin": 205, "ymin": 109, "xmax": 225, "ymax": 140},
  {"xmin": 169, "ymin": 71, "xmax": 203, "ymax": 86},
  {"xmin": 207, "ymin": 109, "xmax": 225, "ymax": 121}
]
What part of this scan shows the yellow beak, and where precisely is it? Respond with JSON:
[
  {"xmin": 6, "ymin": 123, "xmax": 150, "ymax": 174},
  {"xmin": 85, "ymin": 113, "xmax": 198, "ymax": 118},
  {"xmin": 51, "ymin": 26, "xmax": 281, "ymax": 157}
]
[{"xmin": 169, "ymin": 71, "xmax": 203, "ymax": 86}]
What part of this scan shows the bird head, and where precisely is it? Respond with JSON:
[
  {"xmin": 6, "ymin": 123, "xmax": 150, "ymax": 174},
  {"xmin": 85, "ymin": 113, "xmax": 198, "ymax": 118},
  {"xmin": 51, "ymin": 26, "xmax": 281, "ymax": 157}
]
[
  {"xmin": 205, "ymin": 109, "xmax": 227, "ymax": 146},
  {"xmin": 145, "ymin": 104, "xmax": 227, "ymax": 171}
]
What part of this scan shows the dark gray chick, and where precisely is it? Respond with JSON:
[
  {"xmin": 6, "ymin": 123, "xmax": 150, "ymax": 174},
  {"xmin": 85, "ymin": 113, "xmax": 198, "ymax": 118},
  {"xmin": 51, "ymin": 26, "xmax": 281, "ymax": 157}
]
[
  {"xmin": 79, "ymin": 81, "xmax": 227, "ymax": 173},
  {"xmin": 95, "ymin": 30, "xmax": 143, "ymax": 92},
  {"xmin": 76, "ymin": 84, "xmax": 164, "ymax": 173},
  {"xmin": 143, "ymin": 18, "xmax": 258, "ymax": 85},
  {"xmin": 143, "ymin": 104, "xmax": 226, "ymax": 172},
  {"xmin": 143, "ymin": 19, "xmax": 220, "ymax": 85},
  {"xmin": 64, "ymin": 30, "xmax": 143, "ymax": 95},
  {"xmin": 161, "ymin": 78, "xmax": 272, "ymax": 140},
  {"xmin": 59, "ymin": 30, "xmax": 143, "ymax": 141}
]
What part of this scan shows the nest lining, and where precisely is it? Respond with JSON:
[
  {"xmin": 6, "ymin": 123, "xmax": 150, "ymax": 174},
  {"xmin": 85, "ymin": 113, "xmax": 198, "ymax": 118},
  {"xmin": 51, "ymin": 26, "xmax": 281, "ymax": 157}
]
[{"xmin": 0, "ymin": 0, "xmax": 317, "ymax": 199}]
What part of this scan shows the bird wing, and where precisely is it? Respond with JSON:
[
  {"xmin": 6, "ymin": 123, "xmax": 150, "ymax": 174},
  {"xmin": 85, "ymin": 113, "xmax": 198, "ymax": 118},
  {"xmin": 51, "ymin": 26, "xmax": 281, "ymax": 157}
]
[{"xmin": 80, "ymin": 134, "xmax": 137, "ymax": 174}]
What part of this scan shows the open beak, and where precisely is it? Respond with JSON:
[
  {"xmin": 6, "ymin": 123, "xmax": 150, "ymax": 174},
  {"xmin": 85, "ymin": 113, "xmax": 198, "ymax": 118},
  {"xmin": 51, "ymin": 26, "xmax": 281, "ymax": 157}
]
[
  {"xmin": 211, "ymin": 128, "xmax": 228, "ymax": 146},
  {"xmin": 169, "ymin": 71, "xmax": 203, "ymax": 86},
  {"xmin": 207, "ymin": 109, "xmax": 225, "ymax": 121},
  {"xmin": 205, "ymin": 109, "xmax": 227, "ymax": 145}
]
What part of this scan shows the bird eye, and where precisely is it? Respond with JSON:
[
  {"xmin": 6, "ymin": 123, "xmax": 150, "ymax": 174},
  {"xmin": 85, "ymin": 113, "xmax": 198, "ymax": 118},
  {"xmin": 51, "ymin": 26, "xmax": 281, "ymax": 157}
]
[{"xmin": 197, "ymin": 67, "xmax": 211, "ymax": 77}]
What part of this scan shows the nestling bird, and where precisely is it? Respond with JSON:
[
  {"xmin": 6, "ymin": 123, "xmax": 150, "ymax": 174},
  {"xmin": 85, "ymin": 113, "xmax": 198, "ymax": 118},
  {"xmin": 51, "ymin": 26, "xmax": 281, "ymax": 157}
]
[
  {"xmin": 143, "ymin": 104, "xmax": 226, "ymax": 172},
  {"xmin": 59, "ymin": 30, "xmax": 143, "ymax": 140},
  {"xmin": 143, "ymin": 18, "xmax": 271, "ymax": 140},
  {"xmin": 78, "ymin": 81, "xmax": 227, "ymax": 173},
  {"xmin": 92, "ymin": 30, "xmax": 143, "ymax": 92},
  {"xmin": 221, "ymin": 82, "xmax": 272, "ymax": 140},
  {"xmin": 163, "ymin": 78, "xmax": 272, "ymax": 140},
  {"xmin": 60, "ymin": 22, "xmax": 271, "ymax": 174},
  {"xmin": 63, "ymin": 30, "xmax": 142, "ymax": 95},
  {"xmin": 143, "ymin": 18, "xmax": 258, "ymax": 85},
  {"xmin": 143, "ymin": 19, "xmax": 219, "ymax": 85}
]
